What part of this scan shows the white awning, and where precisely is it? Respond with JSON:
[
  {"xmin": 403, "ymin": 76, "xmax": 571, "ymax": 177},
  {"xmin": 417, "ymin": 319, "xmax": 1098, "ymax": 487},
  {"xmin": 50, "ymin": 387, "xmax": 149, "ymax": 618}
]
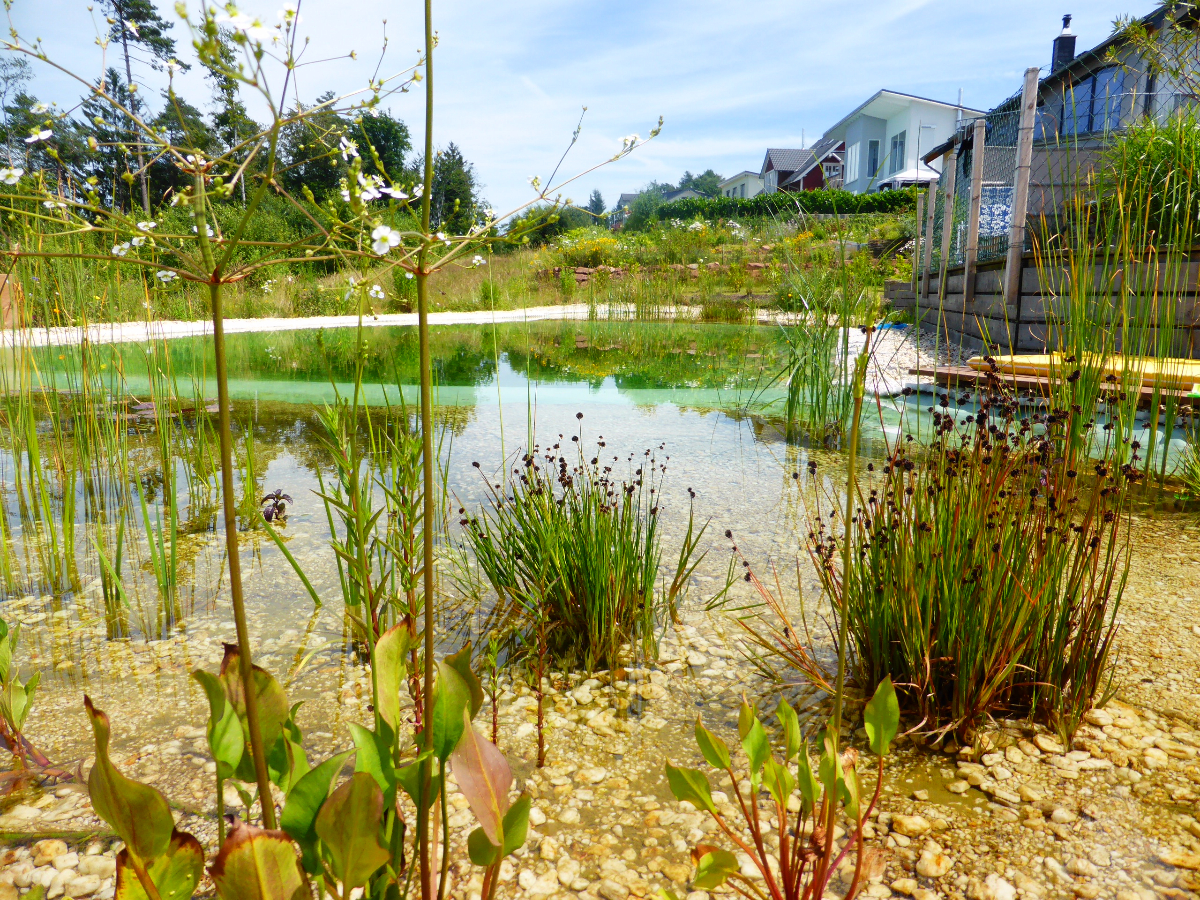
[{"xmin": 877, "ymin": 167, "xmax": 940, "ymax": 188}]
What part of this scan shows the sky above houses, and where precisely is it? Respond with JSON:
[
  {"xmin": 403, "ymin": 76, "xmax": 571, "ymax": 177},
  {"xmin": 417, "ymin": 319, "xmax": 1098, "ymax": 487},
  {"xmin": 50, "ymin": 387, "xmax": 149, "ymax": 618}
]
[{"xmin": 11, "ymin": 0, "xmax": 1153, "ymax": 216}]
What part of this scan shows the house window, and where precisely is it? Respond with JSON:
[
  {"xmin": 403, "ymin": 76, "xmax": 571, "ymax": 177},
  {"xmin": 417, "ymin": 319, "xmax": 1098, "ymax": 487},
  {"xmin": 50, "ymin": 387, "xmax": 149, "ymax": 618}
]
[
  {"xmin": 740, "ymin": 184, "xmax": 746, "ymax": 198},
  {"xmin": 867, "ymin": 140, "xmax": 880, "ymax": 179},
  {"xmin": 846, "ymin": 144, "xmax": 860, "ymax": 183},
  {"xmin": 889, "ymin": 131, "xmax": 906, "ymax": 175},
  {"xmin": 765, "ymin": 170, "xmax": 778, "ymax": 193},
  {"xmin": 1063, "ymin": 68, "xmax": 1125, "ymax": 135}
]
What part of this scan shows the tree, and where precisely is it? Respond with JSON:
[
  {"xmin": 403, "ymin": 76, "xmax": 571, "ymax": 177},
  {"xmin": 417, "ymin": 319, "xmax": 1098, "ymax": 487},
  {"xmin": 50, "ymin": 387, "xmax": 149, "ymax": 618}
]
[
  {"xmin": 357, "ymin": 110, "xmax": 411, "ymax": 185},
  {"xmin": 77, "ymin": 69, "xmax": 142, "ymax": 211},
  {"xmin": 3, "ymin": 91, "xmax": 85, "ymax": 197},
  {"xmin": 677, "ymin": 168, "xmax": 723, "ymax": 197},
  {"xmin": 586, "ymin": 188, "xmax": 605, "ymax": 224},
  {"xmin": 149, "ymin": 90, "xmax": 218, "ymax": 202},
  {"xmin": 278, "ymin": 92, "xmax": 350, "ymax": 202},
  {"xmin": 102, "ymin": 0, "xmax": 184, "ymax": 212},
  {"xmin": 427, "ymin": 142, "xmax": 482, "ymax": 234},
  {"xmin": 0, "ymin": 58, "xmax": 31, "ymax": 165}
]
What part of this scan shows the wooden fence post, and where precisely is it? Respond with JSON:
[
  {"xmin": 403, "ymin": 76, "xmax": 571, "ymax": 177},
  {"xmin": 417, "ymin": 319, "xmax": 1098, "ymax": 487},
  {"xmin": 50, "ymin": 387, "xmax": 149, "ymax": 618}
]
[
  {"xmin": 1003, "ymin": 66, "xmax": 1041, "ymax": 311},
  {"xmin": 910, "ymin": 191, "xmax": 925, "ymax": 293},
  {"xmin": 936, "ymin": 143, "xmax": 960, "ymax": 301},
  {"xmin": 921, "ymin": 179, "xmax": 937, "ymax": 298},
  {"xmin": 963, "ymin": 117, "xmax": 987, "ymax": 307}
]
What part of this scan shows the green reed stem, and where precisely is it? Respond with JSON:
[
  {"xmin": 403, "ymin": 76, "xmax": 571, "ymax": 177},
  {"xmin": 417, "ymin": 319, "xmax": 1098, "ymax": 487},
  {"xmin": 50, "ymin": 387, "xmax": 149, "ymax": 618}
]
[
  {"xmin": 194, "ymin": 172, "xmax": 277, "ymax": 830},
  {"xmin": 417, "ymin": 0, "xmax": 437, "ymax": 893}
]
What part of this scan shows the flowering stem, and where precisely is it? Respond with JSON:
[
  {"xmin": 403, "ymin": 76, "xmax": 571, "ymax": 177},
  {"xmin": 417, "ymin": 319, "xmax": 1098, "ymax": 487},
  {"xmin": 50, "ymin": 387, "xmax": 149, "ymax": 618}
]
[
  {"xmin": 194, "ymin": 174, "xmax": 277, "ymax": 832},
  {"xmin": 416, "ymin": 0, "xmax": 437, "ymax": 896}
]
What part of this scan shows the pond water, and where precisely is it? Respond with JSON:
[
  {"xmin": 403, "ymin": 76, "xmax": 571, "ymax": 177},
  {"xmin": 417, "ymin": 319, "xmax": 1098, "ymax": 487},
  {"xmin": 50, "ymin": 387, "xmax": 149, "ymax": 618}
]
[{"xmin": 3, "ymin": 319, "xmax": 1200, "ymax": 900}]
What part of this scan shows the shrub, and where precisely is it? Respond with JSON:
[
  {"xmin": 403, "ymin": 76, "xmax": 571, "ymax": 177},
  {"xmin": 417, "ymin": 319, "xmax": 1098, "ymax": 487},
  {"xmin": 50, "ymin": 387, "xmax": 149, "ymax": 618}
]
[{"xmin": 648, "ymin": 187, "xmax": 917, "ymax": 226}]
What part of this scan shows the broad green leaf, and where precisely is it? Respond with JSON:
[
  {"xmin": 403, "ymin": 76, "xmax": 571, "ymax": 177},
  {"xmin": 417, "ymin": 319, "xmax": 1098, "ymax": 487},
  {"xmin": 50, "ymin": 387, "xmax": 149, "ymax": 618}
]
[
  {"xmin": 84, "ymin": 697, "xmax": 174, "ymax": 862},
  {"xmin": 657, "ymin": 890, "xmax": 680, "ymax": 900},
  {"xmin": 467, "ymin": 828, "xmax": 499, "ymax": 867},
  {"xmin": 395, "ymin": 750, "xmax": 440, "ymax": 811},
  {"xmin": 694, "ymin": 719, "xmax": 731, "ymax": 771},
  {"xmin": 664, "ymin": 764, "xmax": 716, "ymax": 814},
  {"xmin": 280, "ymin": 749, "xmax": 354, "ymax": 875},
  {"xmin": 219, "ymin": 644, "xmax": 291, "ymax": 776},
  {"xmin": 692, "ymin": 849, "xmax": 739, "ymax": 890},
  {"xmin": 500, "ymin": 793, "xmax": 531, "ymax": 856},
  {"xmin": 741, "ymin": 717, "xmax": 770, "ymax": 782},
  {"xmin": 761, "ymin": 755, "xmax": 794, "ymax": 811},
  {"xmin": 450, "ymin": 711, "xmax": 512, "ymax": 845},
  {"xmin": 115, "ymin": 830, "xmax": 204, "ymax": 900},
  {"xmin": 428, "ymin": 660, "xmax": 470, "ymax": 762},
  {"xmin": 818, "ymin": 733, "xmax": 844, "ymax": 802},
  {"xmin": 840, "ymin": 765, "xmax": 861, "ymax": 821},
  {"xmin": 444, "ymin": 643, "xmax": 484, "ymax": 720},
  {"xmin": 863, "ymin": 676, "xmax": 899, "ymax": 757},
  {"xmin": 737, "ymin": 701, "xmax": 755, "ymax": 740},
  {"xmin": 374, "ymin": 622, "xmax": 416, "ymax": 732},
  {"xmin": 209, "ymin": 821, "xmax": 307, "ymax": 900},
  {"xmin": 795, "ymin": 742, "xmax": 820, "ymax": 810},
  {"xmin": 349, "ymin": 723, "xmax": 397, "ymax": 806},
  {"xmin": 314, "ymin": 773, "xmax": 390, "ymax": 892},
  {"xmin": 193, "ymin": 670, "xmax": 243, "ymax": 779},
  {"xmin": 0, "ymin": 622, "xmax": 12, "ymax": 683},
  {"xmin": 776, "ymin": 700, "xmax": 801, "ymax": 761}
]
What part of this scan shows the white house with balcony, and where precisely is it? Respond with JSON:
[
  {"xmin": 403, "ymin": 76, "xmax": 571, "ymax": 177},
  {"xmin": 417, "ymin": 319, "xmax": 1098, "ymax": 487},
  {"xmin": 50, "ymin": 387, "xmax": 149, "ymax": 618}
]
[
  {"xmin": 717, "ymin": 171, "xmax": 764, "ymax": 199},
  {"xmin": 823, "ymin": 90, "xmax": 985, "ymax": 194}
]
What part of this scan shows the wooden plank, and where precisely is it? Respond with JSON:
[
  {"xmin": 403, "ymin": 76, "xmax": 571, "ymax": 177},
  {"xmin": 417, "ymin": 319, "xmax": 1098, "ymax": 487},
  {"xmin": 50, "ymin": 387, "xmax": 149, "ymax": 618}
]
[
  {"xmin": 937, "ymin": 146, "xmax": 959, "ymax": 301},
  {"xmin": 1003, "ymin": 67, "xmax": 1040, "ymax": 309},
  {"xmin": 911, "ymin": 191, "xmax": 925, "ymax": 294},
  {"xmin": 964, "ymin": 117, "xmax": 987, "ymax": 307},
  {"xmin": 921, "ymin": 180, "xmax": 937, "ymax": 299},
  {"xmin": 908, "ymin": 364, "xmax": 1198, "ymax": 403}
]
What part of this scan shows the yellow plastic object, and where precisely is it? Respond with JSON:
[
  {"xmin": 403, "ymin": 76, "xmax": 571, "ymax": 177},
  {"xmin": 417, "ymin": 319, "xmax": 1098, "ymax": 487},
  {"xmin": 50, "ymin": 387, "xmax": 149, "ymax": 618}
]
[{"xmin": 968, "ymin": 353, "xmax": 1200, "ymax": 392}]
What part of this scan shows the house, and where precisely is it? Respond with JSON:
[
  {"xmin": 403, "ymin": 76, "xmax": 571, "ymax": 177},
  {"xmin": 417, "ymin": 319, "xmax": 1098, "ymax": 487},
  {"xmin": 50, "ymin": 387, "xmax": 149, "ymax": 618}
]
[
  {"xmin": 718, "ymin": 171, "xmax": 764, "ymax": 199},
  {"xmin": 759, "ymin": 143, "xmax": 845, "ymax": 194},
  {"xmin": 822, "ymin": 90, "xmax": 985, "ymax": 194},
  {"xmin": 660, "ymin": 187, "xmax": 707, "ymax": 202}
]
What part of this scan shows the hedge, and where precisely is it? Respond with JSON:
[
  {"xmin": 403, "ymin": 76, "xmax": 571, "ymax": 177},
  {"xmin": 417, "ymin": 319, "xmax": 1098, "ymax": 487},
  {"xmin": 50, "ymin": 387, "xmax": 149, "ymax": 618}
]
[{"xmin": 652, "ymin": 187, "xmax": 917, "ymax": 223}]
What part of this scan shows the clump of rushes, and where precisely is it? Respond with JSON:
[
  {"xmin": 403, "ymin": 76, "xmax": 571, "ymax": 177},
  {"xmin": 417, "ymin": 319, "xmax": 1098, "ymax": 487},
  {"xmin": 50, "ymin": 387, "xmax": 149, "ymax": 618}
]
[
  {"xmin": 809, "ymin": 366, "xmax": 1134, "ymax": 741},
  {"xmin": 464, "ymin": 416, "xmax": 709, "ymax": 671}
]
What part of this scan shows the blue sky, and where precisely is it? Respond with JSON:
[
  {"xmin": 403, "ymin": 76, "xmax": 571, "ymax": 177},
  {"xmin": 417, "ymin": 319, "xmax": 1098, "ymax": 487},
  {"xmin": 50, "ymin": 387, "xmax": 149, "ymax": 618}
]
[{"xmin": 10, "ymin": 0, "xmax": 1152, "ymax": 215}]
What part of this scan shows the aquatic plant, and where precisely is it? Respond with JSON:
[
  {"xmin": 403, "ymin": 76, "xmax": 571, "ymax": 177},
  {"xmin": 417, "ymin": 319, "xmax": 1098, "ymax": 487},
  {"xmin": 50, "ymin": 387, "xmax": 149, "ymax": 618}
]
[
  {"xmin": 808, "ymin": 371, "xmax": 1131, "ymax": 739},
  {"xmin": 260, "ymin": 488, "xmax": 293, "ymax": 523},
  {"xmin": 0, "ymin": 620, "xmax": 38, "ymax": 768},
  {"xmin": 665, "ymin": 679, "xmax": 899, "ymax": 900},
  {"xmin": 464, "ymin": 423, "xmax": 709, "ymax": 670}
]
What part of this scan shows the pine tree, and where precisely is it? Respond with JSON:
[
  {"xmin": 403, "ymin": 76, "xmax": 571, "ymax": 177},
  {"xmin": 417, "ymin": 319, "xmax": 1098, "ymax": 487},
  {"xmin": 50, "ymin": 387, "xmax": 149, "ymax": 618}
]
[
  {"xmin": 0, "ymin": 58, "xmax": 31, "ymax": 165},
  {"xmin": 203, "ymin": 28, "xmax": 258, "ymax": 201},
  {"xmin": 427, "ymin": 143, "xmax": 482, "ymax": 234},
  {"xmin": 102, "ymin": 0, "xmax": 183, "ymax": 212}
]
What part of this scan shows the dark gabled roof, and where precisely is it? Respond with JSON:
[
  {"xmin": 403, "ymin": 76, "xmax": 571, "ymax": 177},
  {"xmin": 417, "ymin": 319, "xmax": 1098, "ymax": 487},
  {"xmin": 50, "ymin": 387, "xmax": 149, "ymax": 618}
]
[
  {"xmin": 1040, "ymin": 5, "xmax": 1175, "ymax": 87},
  {"xmin": 761, "ymin": 148, "xmax": 810, "ymax": 175},
  {"xmin": 779, "ymin": 138, "xmax": 844, "ymax": 187},
  {"xmin": 617, "ymin": 192, "xmax": 639, "ymax": 207}
]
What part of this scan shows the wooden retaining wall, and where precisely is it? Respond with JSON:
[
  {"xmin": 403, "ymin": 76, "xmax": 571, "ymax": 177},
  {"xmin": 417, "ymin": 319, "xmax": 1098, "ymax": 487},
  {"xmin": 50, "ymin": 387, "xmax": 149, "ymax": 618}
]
[{"xmin": 886, "ymin": 253, "xmax": 1200, "ymax": 357}]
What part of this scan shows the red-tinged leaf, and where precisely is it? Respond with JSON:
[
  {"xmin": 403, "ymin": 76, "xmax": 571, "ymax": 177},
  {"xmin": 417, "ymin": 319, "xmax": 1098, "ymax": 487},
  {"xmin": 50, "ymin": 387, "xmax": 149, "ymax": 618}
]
[
  {"xmin": 84, "ymin": 697, "xmax": 174, "ymax": 862},
  {"xmin": 450, "ymin": 710, "xmax": 512, "ymax": 845},
  {"xmin": 375, "ymin": 622, "xmax": 416, "ymax": 732},
  {"xmin": 209, "ymin": 821, "xmax": 307, "ymax": 900},
  {"xmin": 219, "ymin": 644, "xmax": 291, "ymax": 757}
]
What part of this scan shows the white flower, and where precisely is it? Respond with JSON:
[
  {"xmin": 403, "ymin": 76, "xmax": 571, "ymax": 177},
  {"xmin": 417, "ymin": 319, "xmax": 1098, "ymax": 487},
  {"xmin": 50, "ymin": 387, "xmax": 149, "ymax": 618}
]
[
  {"xmin": 620, "ymin": 134, "xmax": 640, "ymax": 151},
  {"xmin": 371, "ymin": 225, "xmax": 401, "ymax": 255},
  {"xmin": 219, "ymin": 10, "xmax": 277, "ymax": 44},
  {"xmin": 0, "ymin": 167, "xmax": 22, "ymax": 185},
  {"xmin": 131, "ymin": 235, "xmax": 147, "ymax": 247},
  {"xmin": 688, "ymin": 221, "xmax": 704, "ymax": 232},
  {"xmin": 136, "ymin": 220, "xmax": 157, "ymax": 231},
  {"xmin": 166, "ymin": 60, "xmax": 183, "ymax": 75},
  {"xmin": 25, "ymin": 128, "xmax": 51, "ymax": 144},
  {"xmin": 404, "ymin": 271, "xmax": 414, "ymax": 279},
  {"xmin": 156, "ymin": 270, "xmax": 178, "ymax": 283},
  {"xmin": 339, "ymin": 136, "xmax": 359, "ymax": 161},
  {"xmin": 262, "ymin": 279, "xmax": 276, "ymax": 294},
  {"xmin": 368, "ymin": 284, "xmax": 385, "ymax": 300},
  {"xmin": 31, "ymin": 102, "xmax": 50, "ymax": 114},
  {"xmin": 42, "ymin": 199, "xmax": 66, "ymax": 209},
  {"xmin": 112, "ymin": 242, "xmax": 131, "ymax": 257},
  {"xmin": 278, "ymin": 2, "xmax": 300, "ymax": 22},
  {"xmin": 192, "ymin": 225, "xmax": 215, "ymax": 237},
  {"xmin": 472, "ymin": 255, "xmax": 487, "ymax": 266}
]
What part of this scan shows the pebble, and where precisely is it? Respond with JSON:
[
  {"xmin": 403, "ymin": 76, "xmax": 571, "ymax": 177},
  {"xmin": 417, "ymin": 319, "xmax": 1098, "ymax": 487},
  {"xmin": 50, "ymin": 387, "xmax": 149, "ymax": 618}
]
[
  {"xmin": 32, "ymin": 842, "xmax": 68, "ymax": 868},
  {"xmin": 915, "ymin": 851, "xmax": 952, "ymax": 878},
  {"xmin": 1033, "ymin": 735, "xmax": 1065, "ymax": 754},
  {"xmin": 892, "ymin": 814, "xmax": 931, "ymax": 837},
  {"xmin": 598, "ymin": 878, "xmax": 630, "ymax": 900}
]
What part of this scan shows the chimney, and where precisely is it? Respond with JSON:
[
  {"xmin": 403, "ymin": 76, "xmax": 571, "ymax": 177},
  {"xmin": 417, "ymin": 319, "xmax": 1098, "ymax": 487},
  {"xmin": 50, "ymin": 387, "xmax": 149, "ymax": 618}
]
[{"xmin": 1052, "ymin": 15, "xmax": 1076, "ymax": 71}]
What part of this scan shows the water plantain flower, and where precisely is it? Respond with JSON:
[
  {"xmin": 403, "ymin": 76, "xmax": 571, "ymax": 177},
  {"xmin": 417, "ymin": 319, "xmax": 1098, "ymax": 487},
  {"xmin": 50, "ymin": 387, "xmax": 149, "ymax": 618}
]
[
  {"xmin": 368, "ymin": 284, "xmax": 385, "ymax": 300},
  {"xmin": 371, "ymin": 225, "xmax": 401, "ymax": 255},
  {"xmin": 0, "ymin": 168, "xmax": 23, "ymax": 184},
  {"xmin": 111, "ymin": 242, "xmax": 131, "ymax": 257},
  {"xmin": 25, "ymin": 128, "xmax": 51, "ymax": 144}
]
